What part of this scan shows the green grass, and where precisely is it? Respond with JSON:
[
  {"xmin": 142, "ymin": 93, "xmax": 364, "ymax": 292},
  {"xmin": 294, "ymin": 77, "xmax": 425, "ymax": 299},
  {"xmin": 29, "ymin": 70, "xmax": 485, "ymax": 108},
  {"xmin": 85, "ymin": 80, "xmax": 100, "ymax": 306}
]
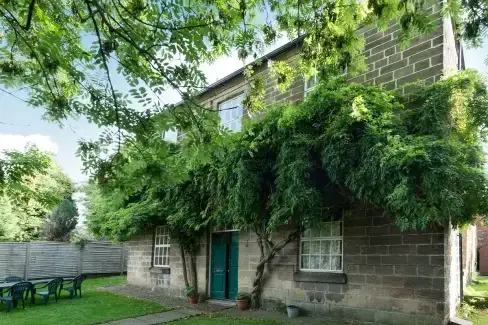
[
  {"xmin": 0, "ymin": 275, "xmax": 167, "ymax": 325},
  {"xmin": 83, "ymin": 275, "xmax": 128, "ymax": 288},
  {"xmin": 462, "ymin": 276, "xmax": 488, "ymax": 325},
  {"xmin": 466, "ymin": 277, "xmax": 488, "ymax": 297},
  {"xmin": 169, "ymin": 315, "xmax": 281, "ymax": 325}
]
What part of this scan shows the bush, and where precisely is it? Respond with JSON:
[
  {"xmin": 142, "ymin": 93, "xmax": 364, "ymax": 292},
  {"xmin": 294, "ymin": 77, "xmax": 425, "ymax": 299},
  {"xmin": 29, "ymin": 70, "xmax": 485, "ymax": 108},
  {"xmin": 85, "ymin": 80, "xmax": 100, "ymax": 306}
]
[
  {"xmin": 236, "ymin": 292, "xmax": 251, "ymax": 301},
  {"xmin": 184, "ymin": 286, "xmax": 197, "ymax": 297}
]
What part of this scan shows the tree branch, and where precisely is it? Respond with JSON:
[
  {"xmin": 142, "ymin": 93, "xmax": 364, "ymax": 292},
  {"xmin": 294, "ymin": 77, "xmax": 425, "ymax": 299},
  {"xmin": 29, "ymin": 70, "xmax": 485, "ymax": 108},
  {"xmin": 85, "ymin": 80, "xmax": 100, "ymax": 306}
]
[
  {"xmin": 0, "ymin": 0, "xmax": 36, "ymax": 31},
  {"xmin": 86, "ymin": 1, "xmax": 122, "ymax": 153}
]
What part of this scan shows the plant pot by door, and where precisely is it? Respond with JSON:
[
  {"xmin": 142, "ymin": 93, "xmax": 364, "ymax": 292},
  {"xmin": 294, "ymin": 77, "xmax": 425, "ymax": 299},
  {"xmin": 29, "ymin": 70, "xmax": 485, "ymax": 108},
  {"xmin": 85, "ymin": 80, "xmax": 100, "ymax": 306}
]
[
  {"xmin": 236, "ymin": 300, "xmax": 249, "ymax": 311},
  {"xmin": 189, "ymin": 295, "xmax": 199, "ymax": 304},
  {"xmin": 286, "ymin": 305, "xmax": 299, "ymax": 318}
]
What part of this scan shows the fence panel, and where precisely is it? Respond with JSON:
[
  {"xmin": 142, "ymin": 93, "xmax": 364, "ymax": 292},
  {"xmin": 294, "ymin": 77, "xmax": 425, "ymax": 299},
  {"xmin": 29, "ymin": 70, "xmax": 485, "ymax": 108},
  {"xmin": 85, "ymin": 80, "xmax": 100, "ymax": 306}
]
[
  {"xmin": 29, "ymin": 242, "xmax": 81, "ymax": 279},
  {"xmin": 82, "ymin": 242, "xmax": 127, "ymax": 274},
  {"xmin": 0, "ymin": 241, "xmax": 126, "ymax": 281},
  {"xmin": 0, "ymin": 243, "xmax": 26, "ymax": 281}
]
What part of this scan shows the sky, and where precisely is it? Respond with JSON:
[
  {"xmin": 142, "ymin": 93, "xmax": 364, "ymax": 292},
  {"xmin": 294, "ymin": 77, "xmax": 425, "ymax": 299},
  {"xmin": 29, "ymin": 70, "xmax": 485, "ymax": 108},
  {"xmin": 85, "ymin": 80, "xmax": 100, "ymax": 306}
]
[{"xmin": 1, "ymin": 37, "xmax": 487, "ymax": 185}]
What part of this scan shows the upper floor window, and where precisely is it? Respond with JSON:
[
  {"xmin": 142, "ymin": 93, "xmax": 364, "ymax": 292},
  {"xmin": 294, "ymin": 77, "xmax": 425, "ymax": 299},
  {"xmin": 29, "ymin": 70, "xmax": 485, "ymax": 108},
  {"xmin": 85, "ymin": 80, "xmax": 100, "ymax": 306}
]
[
  {"xmin": 304, "ymin": 75, "xmax": 318, "ymax": 95},
  {"xmin": 163, "ymin": 129, "xmax": 178, "ymax": 142},
  {"xmin": 300, "ymin": 211, "xmax": 343, "ymax": 272},
  {"xmin": 219, "ymin": 94, "xmax": 245, "ymax": 132},
  {"xmin": 154, "ymin": 226, "xmax": 170, "ymax": 267}
]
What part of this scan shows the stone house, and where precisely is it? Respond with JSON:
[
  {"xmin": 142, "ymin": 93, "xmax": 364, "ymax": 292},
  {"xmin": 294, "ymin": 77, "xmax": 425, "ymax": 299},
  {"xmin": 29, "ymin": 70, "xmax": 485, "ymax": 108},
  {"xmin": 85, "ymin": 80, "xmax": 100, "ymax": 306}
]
[{"xmin": 127, "ymin": 4, "xmax": 478, "ymax": 325}]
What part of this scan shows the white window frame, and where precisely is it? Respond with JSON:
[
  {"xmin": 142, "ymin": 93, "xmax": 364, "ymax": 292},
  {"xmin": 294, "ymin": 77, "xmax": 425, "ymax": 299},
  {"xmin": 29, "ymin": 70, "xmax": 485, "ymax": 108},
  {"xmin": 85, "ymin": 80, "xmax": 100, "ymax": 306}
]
[
  {"xmin": 304, "ymin": 67, "xmax": 349, "ymax": 96},
  {"xmin": 219, "ymin": 94, "xmax": 245, "ymax": 132},
  {"xmin": 153, "ymin": 226, "xmax": 170, "ymax": 267},
  {"xmin": 304, "ymin": 75, "xmax": 319, "ymax": 96},
  {"xmin": 299, "ymin": 211, "xmax": 344, "ymax": 273}
]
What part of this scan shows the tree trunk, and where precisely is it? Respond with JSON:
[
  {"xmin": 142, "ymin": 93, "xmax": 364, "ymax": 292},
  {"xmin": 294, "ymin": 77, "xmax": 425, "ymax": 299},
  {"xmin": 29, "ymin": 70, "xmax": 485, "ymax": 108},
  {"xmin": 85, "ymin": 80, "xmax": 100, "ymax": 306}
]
[
  {"xmin": 189, "ymin": 252, "xmax": 198, "ymax": 291},
  {"xmin": 180, "ymin": 246, "xmax": 190, "ymax": 288},
  {"xmin": 251, "ymin": 236, "xmax": 266, "ymax": 309},
  {"xmin": 251, "ymin": 229, "xmax": 301, "ymax": 309}
]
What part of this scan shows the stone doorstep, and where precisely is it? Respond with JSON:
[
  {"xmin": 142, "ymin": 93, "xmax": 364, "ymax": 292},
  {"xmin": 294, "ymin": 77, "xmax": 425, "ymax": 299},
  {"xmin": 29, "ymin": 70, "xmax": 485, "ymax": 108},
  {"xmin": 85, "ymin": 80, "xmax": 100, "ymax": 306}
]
[
  {"xmin": 448, "ymin": 316, "xmax": 473, "ymax": 325},
  {"xmin": 102, "ymin": 309, "xmax": 202, "ymax": 325}
]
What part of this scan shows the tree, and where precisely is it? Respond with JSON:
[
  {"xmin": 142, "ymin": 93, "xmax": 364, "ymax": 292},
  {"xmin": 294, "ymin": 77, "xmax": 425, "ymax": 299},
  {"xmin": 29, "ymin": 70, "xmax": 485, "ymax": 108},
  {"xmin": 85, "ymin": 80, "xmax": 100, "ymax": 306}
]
[
  {"xmin": 0, "ymin": 194, "xmax": 18, "ymax": 241},
  {"xmin": 85, "ymin": 71, "xmax": 488, "ymax": 306},
  {"xmin": 0, "ymin": 146, "xmax": 51, "ymax": 196},
  {"xmin": 0, "ymin": 156, "xmax": 74, "ymax": 241},
  {"xmin": 43, "ymin": 197, "xmax": 79, "ymax": 241},
  {"xmin": 0, "ymin": 0, "xmax": 486, "ymax": 150}
]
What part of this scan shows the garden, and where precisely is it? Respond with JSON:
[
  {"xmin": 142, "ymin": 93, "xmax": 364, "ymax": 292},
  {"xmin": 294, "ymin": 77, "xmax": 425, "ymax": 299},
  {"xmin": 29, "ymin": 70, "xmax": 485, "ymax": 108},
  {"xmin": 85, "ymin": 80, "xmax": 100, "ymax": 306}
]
[
  {"xmin": 0, "ymin": 276, "xmax": 166, "ymax": 325},
  {"xmin": 460, "ymin": 276, "xmax": 488, "ymax": 325}
]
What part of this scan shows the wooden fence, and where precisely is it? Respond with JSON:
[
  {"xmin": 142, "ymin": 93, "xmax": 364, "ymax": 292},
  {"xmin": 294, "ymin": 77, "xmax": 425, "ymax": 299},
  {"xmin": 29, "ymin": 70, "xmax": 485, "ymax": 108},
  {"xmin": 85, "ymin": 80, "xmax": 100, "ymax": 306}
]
[{"xmin": 0, "ymin": 241, "xmax": 127, "ymax": 281}]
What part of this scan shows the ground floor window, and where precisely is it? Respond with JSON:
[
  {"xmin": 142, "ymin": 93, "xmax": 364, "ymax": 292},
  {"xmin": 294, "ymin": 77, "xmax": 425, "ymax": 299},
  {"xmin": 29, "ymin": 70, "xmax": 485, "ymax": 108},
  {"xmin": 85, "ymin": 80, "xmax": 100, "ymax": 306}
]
[
  {"xmin": 300, "ymin": 212, "xmax": 343, "ymax": 272},
  {"xmin": 154, "ymin": 226, "xmax": 170, "ymax": 267}
]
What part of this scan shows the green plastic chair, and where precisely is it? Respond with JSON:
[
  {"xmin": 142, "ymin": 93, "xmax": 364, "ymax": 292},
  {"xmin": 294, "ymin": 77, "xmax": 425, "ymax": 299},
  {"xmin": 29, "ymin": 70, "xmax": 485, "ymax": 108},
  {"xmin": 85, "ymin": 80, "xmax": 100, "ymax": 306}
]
[
  {"xmin": 0, "ymin": 282, "xmax": 32, "ymax": 313},
  {"xmin": 62, "ymin": 274, "xmax": 87, "ymax": 299},
  {"xmin": 34, "ymin": 278, "xmax": 63, "ymax": 305},
  {"xmin": 0, "ymin": 276, "xmax": 23, "ymax": 304}
]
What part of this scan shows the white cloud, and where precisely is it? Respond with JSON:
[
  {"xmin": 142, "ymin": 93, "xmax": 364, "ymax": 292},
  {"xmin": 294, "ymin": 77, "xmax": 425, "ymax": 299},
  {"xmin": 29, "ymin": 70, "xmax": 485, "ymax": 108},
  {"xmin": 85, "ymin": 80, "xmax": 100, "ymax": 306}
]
[{"xmin": 0, "ymin": 134, "xmax": 59, "ymax": 154}]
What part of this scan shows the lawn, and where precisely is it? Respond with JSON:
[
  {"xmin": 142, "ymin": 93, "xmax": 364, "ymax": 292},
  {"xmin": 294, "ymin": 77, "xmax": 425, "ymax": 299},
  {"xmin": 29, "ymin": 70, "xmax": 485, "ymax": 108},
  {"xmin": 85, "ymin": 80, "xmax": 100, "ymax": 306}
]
[
  {"xmin": 0, "ymin": 275, "xmax": 167, "ymax": 325},
  {"xmin": 461, "ymin": 276, "xmax": 488, "ymax": 325}
]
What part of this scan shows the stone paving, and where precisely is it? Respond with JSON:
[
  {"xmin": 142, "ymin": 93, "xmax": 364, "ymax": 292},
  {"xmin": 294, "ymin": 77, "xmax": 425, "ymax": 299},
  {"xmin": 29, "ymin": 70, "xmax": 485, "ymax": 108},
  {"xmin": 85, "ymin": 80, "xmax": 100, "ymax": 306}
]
[{"xmin": 102, "ymin": 309, "xmax": 204, "ymax": 325}]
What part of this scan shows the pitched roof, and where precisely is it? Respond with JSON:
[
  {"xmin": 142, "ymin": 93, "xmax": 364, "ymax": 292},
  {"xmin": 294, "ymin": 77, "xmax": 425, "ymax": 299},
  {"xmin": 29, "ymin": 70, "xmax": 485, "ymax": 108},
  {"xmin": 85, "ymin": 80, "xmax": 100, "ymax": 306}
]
[{"xmin": 174, "ymin": 38, "xmax": 302, "ymax": 105}]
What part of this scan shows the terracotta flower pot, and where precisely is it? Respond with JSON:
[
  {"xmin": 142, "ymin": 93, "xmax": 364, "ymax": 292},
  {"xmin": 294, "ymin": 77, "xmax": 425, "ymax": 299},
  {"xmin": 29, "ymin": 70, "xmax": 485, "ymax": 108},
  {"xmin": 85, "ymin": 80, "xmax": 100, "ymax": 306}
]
[
  {"xmin": 189, "ymin": 295, "xmax": 199, "ymax": 304},
  {"xmin": 236, "ymin": 299, "xmax": 249, "ymax": 311}
]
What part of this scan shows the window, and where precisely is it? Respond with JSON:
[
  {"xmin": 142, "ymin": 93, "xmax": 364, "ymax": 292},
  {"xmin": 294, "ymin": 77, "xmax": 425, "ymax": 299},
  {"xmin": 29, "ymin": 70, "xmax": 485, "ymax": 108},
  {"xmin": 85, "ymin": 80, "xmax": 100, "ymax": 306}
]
[
  {"xmin": 154, "ymin": 226, "xmax": 170, "ymax": 267},
  {"xmin": 219, "ymin": 94, "xmax": 245, "ymax": 132},
  {"xmin": 300, "ymin": 212, "xmax": 343, "ymax": 272},
  {"xmin": 304, "ymin": 75, "xmax": 318, "ymax": 95},
  {"xmin": 163, "ymin": 129, "xmax": 178, "ymax": 142}
]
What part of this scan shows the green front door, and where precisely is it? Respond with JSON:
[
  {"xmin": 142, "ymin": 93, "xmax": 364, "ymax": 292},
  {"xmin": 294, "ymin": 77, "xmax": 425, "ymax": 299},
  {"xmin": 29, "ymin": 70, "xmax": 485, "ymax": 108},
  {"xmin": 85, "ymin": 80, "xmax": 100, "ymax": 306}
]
[
  {"xmin": 211, "ymin": 233, "xmax": 227, "ymax": 299},
  {"xmin": 228, "ymin": 232, "xmax": 239, "ymax": 300},
  {"xmin": 210, "ymin": 232, "xmax": 239, "ymax": 300}
]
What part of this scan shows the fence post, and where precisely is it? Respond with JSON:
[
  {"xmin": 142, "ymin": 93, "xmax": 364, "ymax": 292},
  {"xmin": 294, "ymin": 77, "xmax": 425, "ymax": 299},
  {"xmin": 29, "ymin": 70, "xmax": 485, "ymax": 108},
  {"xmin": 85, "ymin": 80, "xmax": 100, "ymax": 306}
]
[
  {"xmin": 24, "ymin": 242, "xmax": 31, "ymax": 281},
  {"xmin": 120, "ymin": 243, "xmax": 125, "ymax": 275},
  {"xmin": 78, "ymin": 244, "xmax": 84, "ymax": 275}
]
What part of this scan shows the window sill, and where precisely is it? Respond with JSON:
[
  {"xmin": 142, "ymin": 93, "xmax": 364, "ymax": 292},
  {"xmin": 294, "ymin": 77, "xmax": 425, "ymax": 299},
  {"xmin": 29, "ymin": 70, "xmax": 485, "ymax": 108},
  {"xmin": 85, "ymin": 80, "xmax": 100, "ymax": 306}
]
[
  {"xmin": 293, "ymin": 271, "xmax": 347, "ymax": 284},
  {"xmin": 149, "ymin": 266, "xmax": 171, "ymax": 275}
]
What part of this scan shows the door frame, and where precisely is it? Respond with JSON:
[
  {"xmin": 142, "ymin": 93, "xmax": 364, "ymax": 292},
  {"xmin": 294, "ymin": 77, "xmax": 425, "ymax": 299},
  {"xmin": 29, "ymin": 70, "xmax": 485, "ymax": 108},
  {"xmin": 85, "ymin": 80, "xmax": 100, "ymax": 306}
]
[{"xmin": 208, "ymin": 230, "xmax": 239, "ymax": 300}]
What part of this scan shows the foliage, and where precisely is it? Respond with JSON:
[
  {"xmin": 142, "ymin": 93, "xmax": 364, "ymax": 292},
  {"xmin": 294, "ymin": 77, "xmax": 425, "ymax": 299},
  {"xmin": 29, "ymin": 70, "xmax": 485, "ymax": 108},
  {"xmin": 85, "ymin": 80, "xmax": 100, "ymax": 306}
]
[
  {"xmin": 1, "ymin": 0, "xmax": 486, "ymax": 161},
  {"xmin": 458, "ymin": 302, "xmax": 477, "ymax": 319},
  {"xmin": 87, "ymin": 70, "xmax": 488, "ymax": 238},
  {"xmin": 43, "ymin": 197, "xmax": 79, "ymax": 241},
  {"xmin": 0, "ymin": 159, "xmax": 74, "ymax": 241},
  {"xmin": 85, "ymin": 71, "xmax": 488, "ymax": 306},
  {"xmin": 236, "ymin": 292, "xmax": 252, "ymax": 301},
  {"xmin": 184, "ymin": 286, "xmax": 197, "ymax": 297},
  {"xmin": 70, "ymin": 231, "xmax": 92, "ymax": 245},
  {"xmin": 0, "ymin": 147, "xmax": 51, "ymax": 197}
]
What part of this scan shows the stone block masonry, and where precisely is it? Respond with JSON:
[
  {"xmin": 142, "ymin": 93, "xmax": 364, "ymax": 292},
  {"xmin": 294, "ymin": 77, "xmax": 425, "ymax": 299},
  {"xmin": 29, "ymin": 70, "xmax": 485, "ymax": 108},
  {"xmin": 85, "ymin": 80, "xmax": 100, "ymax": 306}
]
[
  {"xmin": 126, "ymin": 2, "xmax": 469, "ymax": 324},
  {"xmin": 351, "ymin": 3, "xmax": 444, "ymax": 94},
  {"xmin": 235, "ymin": 202, "xmax": 446, "ymax": 325}
]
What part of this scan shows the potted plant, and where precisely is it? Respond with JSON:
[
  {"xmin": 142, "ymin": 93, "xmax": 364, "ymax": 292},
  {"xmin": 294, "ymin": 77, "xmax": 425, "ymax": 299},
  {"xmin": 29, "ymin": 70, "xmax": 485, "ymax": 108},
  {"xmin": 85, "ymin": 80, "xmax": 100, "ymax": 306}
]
[
  {"xmin": 185, "ymin": 286, "xmax": 198, "ymax": 304},
  {"xmin": 235, "ymin": 292, "xmax": 251, "ymax": 310}
]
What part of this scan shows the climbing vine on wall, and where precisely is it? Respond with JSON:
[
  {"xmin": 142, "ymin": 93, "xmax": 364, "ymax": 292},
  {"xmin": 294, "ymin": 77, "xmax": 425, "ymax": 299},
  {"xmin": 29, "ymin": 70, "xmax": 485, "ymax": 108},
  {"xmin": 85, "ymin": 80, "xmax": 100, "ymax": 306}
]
[{"xmin": 86, "ymin": 70, "xmax": 488, "ymax": 305}]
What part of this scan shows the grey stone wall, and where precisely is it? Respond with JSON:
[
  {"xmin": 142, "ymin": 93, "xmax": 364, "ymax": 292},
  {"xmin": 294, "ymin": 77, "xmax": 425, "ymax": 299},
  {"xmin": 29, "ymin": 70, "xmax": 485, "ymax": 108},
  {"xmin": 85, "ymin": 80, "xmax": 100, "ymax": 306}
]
[
  {"xmin": 236, "ymin": 203, "xmax": 446, "ymax": 325},
  {"xmin": 351, "ymin": 3, "xmax": 444, "ymax": 94},
  {"xmin": 127, "ymin": 230, "xmax": 209, "ymax": 297},
  {"xmin": 196, "ymin": 3, "xmax": 445, "ymax": 114},
  {"xmin": 126, "ymin": 2, "xmax": 464, "ymax": 324}
]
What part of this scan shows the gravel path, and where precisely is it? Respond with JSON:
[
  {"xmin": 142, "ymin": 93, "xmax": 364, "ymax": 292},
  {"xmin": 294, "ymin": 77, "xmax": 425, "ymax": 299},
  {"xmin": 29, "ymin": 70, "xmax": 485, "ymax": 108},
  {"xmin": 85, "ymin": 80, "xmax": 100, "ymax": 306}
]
[{"xmin": 101, "ymin": 284, "xmax": 230, "ymax": 313}]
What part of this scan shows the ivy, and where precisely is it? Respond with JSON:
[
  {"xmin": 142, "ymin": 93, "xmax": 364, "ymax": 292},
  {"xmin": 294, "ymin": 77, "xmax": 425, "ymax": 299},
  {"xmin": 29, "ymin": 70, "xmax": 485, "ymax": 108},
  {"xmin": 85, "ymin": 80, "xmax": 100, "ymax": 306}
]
[
  {"xmin": 87, "ymin": 70, "xmax": 488, "ymax": 238},
  {"xmin": 85, "ymin": 70, "xmax": 488, "ymax": 304}
]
